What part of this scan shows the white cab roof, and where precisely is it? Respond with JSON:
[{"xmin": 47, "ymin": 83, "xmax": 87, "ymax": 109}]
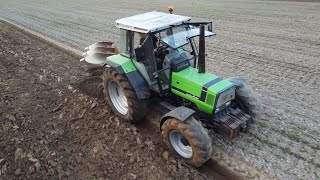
[{"xmin": 115, "ymin": 11, "xmax": 191, "ymax": 33}]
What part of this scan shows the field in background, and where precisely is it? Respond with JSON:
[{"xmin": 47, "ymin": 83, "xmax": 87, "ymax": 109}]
[{"xmin": 1, "ymin": 0, "xmax": 320, "ymax": 179}]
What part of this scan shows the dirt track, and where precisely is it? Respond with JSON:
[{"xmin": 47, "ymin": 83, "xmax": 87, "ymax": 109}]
[{"xmin": 0, "ymin": 0, "xmax": 320, "ymax": 179}]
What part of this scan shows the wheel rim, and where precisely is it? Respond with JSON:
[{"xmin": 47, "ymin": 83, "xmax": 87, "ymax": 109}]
[
  {"xmin": 108, "ymin": 81, "xmax": 128, "ymax": 115},
  {"xmin": 169, "ymin": 130, "xmax": 193, "ymax": 158}
]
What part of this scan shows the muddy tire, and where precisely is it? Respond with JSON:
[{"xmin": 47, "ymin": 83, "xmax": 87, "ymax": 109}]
[
  {"xmin": 235, "ymin": 84, "xmax": 261, "ymax": 119},
  {"xmin": 161, "ymin": 117, "xmax": 213, "ymax": 167},
  {"xmin": 227, "ymin": 77, "xmax": 261, "ymax": 118},
  {"xmin": 102, "ymin": 68, "xmax": 148, "ymax": 124}
]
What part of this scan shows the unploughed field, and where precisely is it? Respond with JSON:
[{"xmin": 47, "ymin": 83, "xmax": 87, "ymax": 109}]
[{"xmin": 0, "ymin": 0, "xmax": 320, "ymax": 179}]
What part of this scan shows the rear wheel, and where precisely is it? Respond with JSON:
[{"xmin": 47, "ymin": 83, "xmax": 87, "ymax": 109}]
[
  {"xmin": 161, "ymin": 117, "xmax": 213, "ymax": 167},
  {"xmin": 102, "ymin": 68, "xmax": 148, "ymax": 123}
]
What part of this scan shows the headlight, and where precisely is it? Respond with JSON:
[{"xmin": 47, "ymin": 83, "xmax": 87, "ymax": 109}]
[{"xmin": 215, "ymin": 87, "xmax": 236, "ymax": 109}]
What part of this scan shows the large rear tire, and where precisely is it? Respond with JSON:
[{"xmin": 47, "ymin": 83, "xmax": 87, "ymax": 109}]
[
  {"xmin": 161, "ymin": 117, "xmax": 213, "ymax": 167},
  {"xmin": 102, "ymin": 68, "xmax": 148, "ymax": 124}
]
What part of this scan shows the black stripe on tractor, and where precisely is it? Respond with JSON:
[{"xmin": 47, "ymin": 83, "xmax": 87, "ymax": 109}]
[
  {"xmin": 172, "ymin": 86, "xmax": 189, "ymax": 95},
  {"xmin": 203, "ymin": 78, "xmax": 223, "ymax": 90},
  {"xmin": 172, "ymin": 86, "xmax": 206, "ymax": 102},
  {"xmin": 199, "ymin": 78, "xmax": 223, "ymax": 102},
  {"xmin": 200, "ymin": 90, "xmax": 207, "ymax": 102}
]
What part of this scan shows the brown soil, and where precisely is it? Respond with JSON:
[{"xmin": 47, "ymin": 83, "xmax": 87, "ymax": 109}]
[{"xmin": 0, "ymin": 20, "xmax": 227, "ymax": 179}]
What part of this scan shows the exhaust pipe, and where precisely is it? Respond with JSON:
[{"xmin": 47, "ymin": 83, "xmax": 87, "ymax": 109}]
[{"xmin": 198, "ymin": 24, "xmax": 206, "ymax": 73}]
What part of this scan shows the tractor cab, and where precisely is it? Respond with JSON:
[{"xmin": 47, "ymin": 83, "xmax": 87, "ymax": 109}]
[{"xmin": 115, "ymin": 11, "xmax": 215, "ymax": 93}]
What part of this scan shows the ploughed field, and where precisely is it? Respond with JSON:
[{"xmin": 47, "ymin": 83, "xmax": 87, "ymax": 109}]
[{"xmin": 1, "ymin": 0, "xmax": 320, "ymax": 179}]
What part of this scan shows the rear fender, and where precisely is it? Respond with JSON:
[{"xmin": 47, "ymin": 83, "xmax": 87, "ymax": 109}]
[
  {"xmin": 159, "ymin": 106, "xmax": 195, "ymax": 131},
  {"xmin": 106, "ymin": 55, "xmax": 150, "ymax": 100}
]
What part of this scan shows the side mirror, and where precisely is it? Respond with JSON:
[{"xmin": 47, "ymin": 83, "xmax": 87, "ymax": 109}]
[{"xmin": 207, "ymin": 23, "xmax": 213, "ymax": 32}]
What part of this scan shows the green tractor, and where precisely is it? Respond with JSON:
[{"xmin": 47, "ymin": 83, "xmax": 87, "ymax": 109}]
[{"xmin": 81, "ymin": 11, "xmax": 260, "ymax": 167}]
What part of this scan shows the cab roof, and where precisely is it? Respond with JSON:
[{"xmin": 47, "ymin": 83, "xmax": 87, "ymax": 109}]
[{"xmin": 115, "ymin": 11, "xmax": 191, "ymax": 33}]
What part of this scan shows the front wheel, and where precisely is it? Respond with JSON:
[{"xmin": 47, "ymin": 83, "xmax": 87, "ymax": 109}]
[
  {"xmin": 235, "ymin": 84, "xmax": 261, "ymax": 119},
  {"xmin": 227, "ymin": 77, "xmax": 261, "ymax": 118},
  {"xmin": 161, "ymin": 117, "xmax": 213, "ymax": 167}
]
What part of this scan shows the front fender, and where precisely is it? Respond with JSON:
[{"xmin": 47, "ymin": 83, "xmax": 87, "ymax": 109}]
[{"xmin": 159, "ymin": 106, "xmax": 195, "ymax": 131}]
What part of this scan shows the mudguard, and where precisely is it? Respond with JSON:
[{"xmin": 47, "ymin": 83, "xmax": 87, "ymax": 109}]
[
  {"xmin": 125, "ymin": 70, "xmax": 151, "ymax": 100},
  {"xmin": 106, "ymin": 55, "xmax": 150, "ymax": 100},
  {"xmin": 226, "ymin": 76, "xmax": 245, "ymax": 88},
  {"xmin": 159, "ymin": 106, "xmax": 195, "ymax": 131}
]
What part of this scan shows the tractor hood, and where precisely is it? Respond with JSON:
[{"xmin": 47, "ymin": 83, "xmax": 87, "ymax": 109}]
[{"xmin": 171, "ymin": 67, "xmax": 235, "ymax": 114}]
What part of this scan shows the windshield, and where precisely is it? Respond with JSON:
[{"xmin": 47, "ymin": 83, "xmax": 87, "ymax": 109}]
[{"xmin": 161, "ymin": 27, "xmax": 215, "ymax": 49}]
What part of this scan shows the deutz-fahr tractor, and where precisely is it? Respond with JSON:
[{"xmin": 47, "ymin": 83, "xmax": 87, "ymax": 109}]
[{"xmin": 81, "ymin": 11, "xmax": 260, "ymax": 167}]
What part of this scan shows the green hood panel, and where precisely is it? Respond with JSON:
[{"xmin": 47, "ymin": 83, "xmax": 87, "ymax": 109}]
[
  {"xmin": 172, "ymin": 67, "xmax": 218, "ymax": 96},
  {"xmin": 208, "ymin": 79, "xmax": 234, "ymax": 92},
  {"xmin": 171, "ymin": 67, "xmax": 234, "ymax": 114}
]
